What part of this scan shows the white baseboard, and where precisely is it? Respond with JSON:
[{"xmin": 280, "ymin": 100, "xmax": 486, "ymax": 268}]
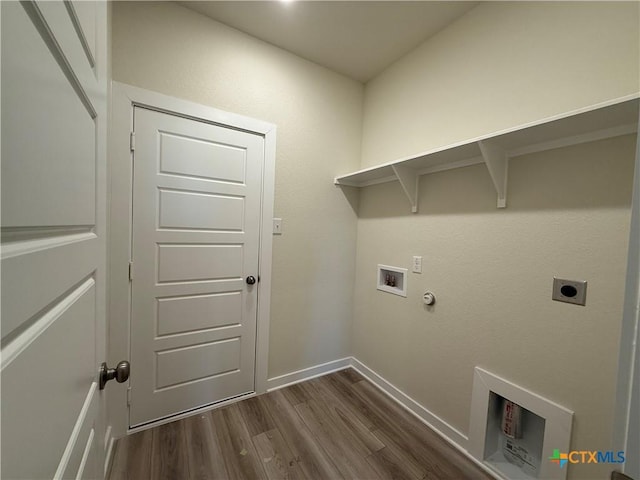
[
  {"xmin": 104, "ymin": 425, "xmax": 114, "ymax": 479},
  {"xmin": 266, "ymin": 357, "xmax": 352, "ymax": 391},
  {"xmin": 349, "ymin": 357, "xmax": 468, "ymax": 446}
]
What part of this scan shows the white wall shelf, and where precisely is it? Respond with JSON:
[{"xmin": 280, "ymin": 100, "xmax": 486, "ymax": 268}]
[{"xmin": 335, "ymin": 95, "xmax": 639, "ymax": 212}]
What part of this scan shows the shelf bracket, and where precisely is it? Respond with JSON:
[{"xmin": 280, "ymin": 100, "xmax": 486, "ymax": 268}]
[
  {"xmin": 392, "ymin": 164, "xmax": 419, "ymax": 213},
  {"xmin": 478, "ymin": 139, "xmax": 508, "ymax": 208}
]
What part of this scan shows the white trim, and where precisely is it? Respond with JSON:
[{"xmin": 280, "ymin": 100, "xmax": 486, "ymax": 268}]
[
  {"xmin": 107, "ymin": 81, "xmax": 135, "ymax": 441},
  {"xmin": 350, "ymin": 357, "xmax": 468, "ymax": 447},
  {"xmin": 75, "ymin": 428, "xmax": 95, "ymax": 480},
  {"xmin": 103, "ymin": 426, "xmax": 114, "ymax": 479},
  {"xmin": 613, "ymin": 111, "xmax": 640, "ymax": 478},
  {"xmin": 54, "ymin": 382, "xmax": 98, "ymax": 480},
  {"xmin": 113, "ymin": 84, "xmax": 275, "ymax": 135},
  {"xmin": 255, "ymin": 126, "xmax": 277, "ymax": 394},
  {"xmin": 1, "ymin": 278, "xmax": 96, "ymax": 370},
  {"xmin": 0, "ymin": 230, "xmax": 96, "ymax": 259},
  {"xmin": 108, "ymin": 82, "xmax": 276, "ymax": 438},
  {"xmin": 266, "ymin": 357, "xmax": 352, "ymax": 391}
]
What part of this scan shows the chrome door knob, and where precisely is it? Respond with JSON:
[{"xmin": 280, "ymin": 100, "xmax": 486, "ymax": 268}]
[
  {"xmin": 99, "ymin": 360, "xmax": 130, "ymax": 390},
  {"xmin": 246, "ymin": 276, "xmax": 256, "ymax": 285}
]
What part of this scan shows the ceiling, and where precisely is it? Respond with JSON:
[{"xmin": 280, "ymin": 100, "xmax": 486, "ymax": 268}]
[{"xmin": 181, "ymin": 1, "xmax": 478, "ymax": 83}]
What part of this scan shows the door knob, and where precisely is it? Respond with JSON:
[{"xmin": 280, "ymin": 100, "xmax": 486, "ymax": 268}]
[
  {"xmin": 246, "ymin": 276, "xmax": 256, "ymax": 285},
  {"xmin": 99, "ymin": 360, "xmax": 130, "ymax": 390}
]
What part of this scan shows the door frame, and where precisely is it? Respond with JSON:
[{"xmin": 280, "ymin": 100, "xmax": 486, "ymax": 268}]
[
  {"xmin": 612, "ymin": 113, "xmax": 640, "ymax": 477},
  {"xmin": 108, "ymin": 81, "xmax": 276, "ymax": 438}
]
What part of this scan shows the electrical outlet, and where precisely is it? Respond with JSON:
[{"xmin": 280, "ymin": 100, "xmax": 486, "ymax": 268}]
[
  {"xmin": 412, "ymin": 256, "xmax": 422, "ymax": 273},
  {"xmin": 552, "ymin": 277, "xmax": 587, "ymax": 306}
]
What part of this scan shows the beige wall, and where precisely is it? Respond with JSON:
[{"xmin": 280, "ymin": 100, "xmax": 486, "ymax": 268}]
[
  {"xmin": 111, "ymin": 2, "xmax": 363, "ymax": 378},
  {"xmin": 361, "ymin": 1, "xmax": 639, "ymax": 168},
  {"xmin": 355, "ymin": 2, "xmax": 638, "ymax": 479},
  {"xmin": 111, "ymin": 3, "xmax": 639, "ymax": 476},
  {"xmin": 353, "ymin": 136, "xmax": 635, "ymax": 479}
]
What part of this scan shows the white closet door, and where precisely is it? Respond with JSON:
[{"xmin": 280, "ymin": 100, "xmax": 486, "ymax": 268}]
[{"xmin": 129, "ymin": 107, "xmax": 264, "ymax": 427}]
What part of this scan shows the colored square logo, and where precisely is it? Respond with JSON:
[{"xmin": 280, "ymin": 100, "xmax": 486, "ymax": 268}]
[{"xmin": 549, "ymin": 449, "xmax": 568, "ymax": 468}]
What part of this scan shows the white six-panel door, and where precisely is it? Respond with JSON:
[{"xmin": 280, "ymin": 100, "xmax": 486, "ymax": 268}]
[
  {"xmin": 1, "ymin": 1, "xmax": 107, "ymax": 478},
  {"xmin": 129, "ymin": 107, "xmax": 264, "ymax": 427}
]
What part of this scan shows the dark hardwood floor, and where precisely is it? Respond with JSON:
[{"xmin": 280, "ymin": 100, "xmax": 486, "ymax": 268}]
[{"xmin": 108, "ymin": 369, "xmax": 492, "ymax": 479}]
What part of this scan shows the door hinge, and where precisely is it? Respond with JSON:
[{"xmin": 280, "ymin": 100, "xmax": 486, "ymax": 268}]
[
  {"xmin": 129, "ymin": 132, "xmax": 135, "ymax": 152},
  {"xmin": 128, "ymin": 262, "xmax": 133, "ymax": 281},
  {"xmin": 126, "ymin": 387, "xmax": 131, "ymax": 406}
]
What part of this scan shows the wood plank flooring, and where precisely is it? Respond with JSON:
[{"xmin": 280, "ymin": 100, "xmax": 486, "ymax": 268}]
[{"xmin": 109, "ymin": 369, "xmax": 492, "ymax": 480}]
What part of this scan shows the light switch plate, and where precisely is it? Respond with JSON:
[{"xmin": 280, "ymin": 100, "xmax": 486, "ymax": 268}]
[
  {"xmin": 552, "ymin": 277, "xmax": 587, "ymax": 306},
  {"xmin": 273, "ymin": 218, "xmax": 282, "ymax": 235},
  {"xmin": 412, "ymin": 256, "xmax": 422, "ymax": 273}
]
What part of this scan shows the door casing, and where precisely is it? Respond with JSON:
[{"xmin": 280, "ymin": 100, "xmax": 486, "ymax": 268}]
[{"xmin": 109, "ymin": 81, "xmax": 276, "ymax": 437}]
